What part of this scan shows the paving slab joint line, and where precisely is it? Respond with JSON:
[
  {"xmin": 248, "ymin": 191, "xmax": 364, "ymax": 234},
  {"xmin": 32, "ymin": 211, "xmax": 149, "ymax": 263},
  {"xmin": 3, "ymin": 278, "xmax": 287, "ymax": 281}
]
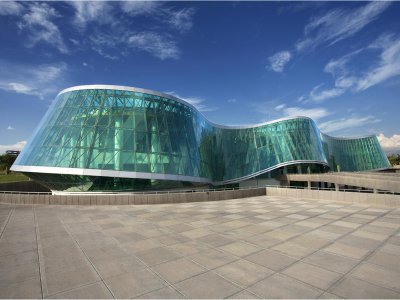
[
  {"xmin": 58, "ymin": 215, "xmax": 117, "ymax": 299},
  {"xmin": 211, "ymin": 200, "xmax": 396, "ymax": 297},
  {"xmin": 0, "ymin": 206, "xmax": 14, "ymax": 240},
  {"xmin": 276, "ymin": 206, "xmax": 398, "ymax": 296},
  {"xmin": 33, "ymin": 205, "xmax": 45, "ymax": 299},
  {"xmin": 64, "ymin": 215, "xmax": 187, "ymax": 300},
  {"xmin": 325, "ymin": 213, "xmax": 400, "ymax": 296}
]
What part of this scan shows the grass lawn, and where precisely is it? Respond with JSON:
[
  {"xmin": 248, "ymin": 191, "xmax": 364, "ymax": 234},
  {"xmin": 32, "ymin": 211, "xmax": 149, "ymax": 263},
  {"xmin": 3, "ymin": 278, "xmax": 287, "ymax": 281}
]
[{"xmin": 0, "ymin": 173, "xmax": 29, "ymax": 183}]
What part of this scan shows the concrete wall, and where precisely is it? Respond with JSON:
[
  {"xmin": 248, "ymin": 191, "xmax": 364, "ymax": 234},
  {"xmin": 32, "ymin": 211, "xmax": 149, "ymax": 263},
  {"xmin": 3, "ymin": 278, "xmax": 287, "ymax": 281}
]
[
  {"xmin": 0, "ymin": 187, "xmax": 266, "ymax": 206},
  {"xmin": 282, "ymin": 173, "xmax": 400, "ymax": 193},
  {"xmin": 266, "ymin": 187, "xmax": 400, "ymax": 208}
]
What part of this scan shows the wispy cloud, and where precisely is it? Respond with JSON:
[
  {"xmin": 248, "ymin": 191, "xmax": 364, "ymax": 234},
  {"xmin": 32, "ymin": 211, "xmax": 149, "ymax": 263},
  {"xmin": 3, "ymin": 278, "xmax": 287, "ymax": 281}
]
[
  {"xmin": 301, "ymin": 33, "xmax": 400, "ymax": 103},
  {"xmin": 270, "ymin": 2, "xmax": 390, "ymax": 75},
  {"xmin": 319, "ymin": 115, "xmax": 380, "ymax": 134},
  {"xmin": 274, "ymin": 104, "xmax": 330, "ymax": 121},
  {"xmin": 0, "ymin": 1, "xmax": 24, "ymax": 15},
  {"xmin": 377, "ymin": 133, "xmax": 400, "ymax": 153},
  {"xmin": 355, "ymin": 34, "xmax": 400, "ymax": 91},
  {"xmin": 128, "ymin": 32, "xmax": 180, "ymax": 60},
  {"xmin": 166, "ymin": 7, "xmax": 196, "ymax": 33},
  {"xmin": 67, "ymin": 2, "xmax": 195, "ymax": 60},
  {"xmin": 0, "ymin": 61, "xmax": 67, "ymax": 99},
  {"xmin": 304, "ymin": 84, "xmax": 345, "ymax": 103},
  {"xmin": 166, "ymin": 91, "xmax": 217, "ymax": 112},
  {"xmin": 296, "ymin": 1, "xmax": 390, "ymax": 52},
  {"xmin": 268, "ymin": 51, "xmax": 292, "ymax": 72},
  {"xmin": 6, "ymin": 125, "xmax": 15, "ymax": 130},
  {"xmin": 70, "ymin": 1, "xmax": 114, "ymax": 30},
  {"xmin": 120, "ymin": 1, "xmax": 160, "ymax": 16},
  {"xmin": 17, "ymin": 2, "xmax": 68, "ymax": 54},
  {"xmin": 0, "ymin": 141, "xmax": 26, "ymax": 154},
  {"xmin": 227, "ymin": 98, "xmax": 237, "ymax": 103}
]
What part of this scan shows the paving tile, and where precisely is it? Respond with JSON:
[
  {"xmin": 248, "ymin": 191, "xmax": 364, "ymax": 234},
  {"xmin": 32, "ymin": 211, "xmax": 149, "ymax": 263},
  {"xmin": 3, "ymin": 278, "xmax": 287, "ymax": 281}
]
[
  {"xmin": 219, "ymin": 241, "xmax": 262, "ymax": 257},
  {"xmin": 214, "ymin": 259, "xmax": 274, "ymax": 287},
  {"xmin": 197, "ymin": 233, "xmax": 234, "ymax": 247},
  {"xmin": 104, "ymin": 269, "xmax": 166, "ymax": 298},
  {"xmin": 245, "ymin": 249, "xmax": 297, "ymax": 271},
  {"xmin": 323, "ymin": 242, "xmax": 370, "ymax": 259},
  {"xmin": 167, "ymin": 241, "xmax": 211, "ymax": 256},
  {"xmin": 136, "ymin": 246, "xmax": 181, "ymax": 266},
  {"xmin": 318, "ymin": 291, "xmax": 342, "ymax": 299},
  {"xmin": 138, "ymin": 286, "xmax": 185, "ymax": 299},
  {"xmin": 0, "ymin": 277, "xmax": 42, "ymax": 299},
  {"xmin": 337, "ymin": 234, "xmax": 381, "ymax": 250},
  {"xmin": 0, "ymin": 261, "xmax": 39, "ymax": 285},
  {"xmin": 244, "ymin": 234, "xmax": 281, "ymax": 248},
  {"xmin": 188, "ymin": 248, "xmax": 238, "ymax": 269},
  {"xmin": 152, "ymin": 258, "xmax": 206, "ymax": 283},
  {"xmin": 367, "ymin": 250, "xmax": 400, "ymax": 273},
  {"xmin": 0, "ymin": 250, "xmax": 38, "ymax": 269},
  {"xmin": 174, "ymin": 271, "xmax": 241, "ymax": 299},
  {"xmin": 49, "ymin": 282, "xmax": 113, "ymax": 299},
  {"xmin": 271, "ymin": 241, "xmax": 316, "ymax": 258},
  {"xmin": 283, "ymin": 261, "xmax": 342, "ymax": 290},
  {"xmin": 329, "ymin": 276, "xmax": 400, "ymax": 299},
  {"xmin": 91, "ymin": 256, "xmax": 146, "ymax": 278},
  {"xmin": 248, "ymin": 273, "xmax": 322, "ymax": 299},
  {"xmin": 350, "ymin": 262, "xmax": 400, "ymax": 292},
  {"xmin": 180, "ymin": 228, "xmax": 212, "ymax": 239},
  {"xmin": 303, "ymin": 250, "xmax": 359, "ymax": 274},
  {"xmin": 227, "ymin": 290, "xmax": 262, "ymax": 299},
  {"xmin": 43, "ymin": 266, "xmax": 101, "ymax": 297}
]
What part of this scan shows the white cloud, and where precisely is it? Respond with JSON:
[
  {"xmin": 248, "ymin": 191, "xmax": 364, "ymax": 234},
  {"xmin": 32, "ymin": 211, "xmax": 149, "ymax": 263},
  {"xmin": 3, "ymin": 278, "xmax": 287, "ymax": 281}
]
[
  {"xmin": 70, "ymin": 2, "xmax": 114, "ymax": 29},
  {"xmin": 0, "ymin": 1, "xmax": 24, "ymax": 15},
  {"xmin": 227, "ymin": 98, "xmax": 237, "ymax": 103},
  {"xmin": 166, "ymin": 91, "xmax": 217, "ymax": 112},
  {"xmin": 377, "ymin": 133, "xmax": 400, "ymax": 153},
  {"xmin": 128, "ymin": 32, "xmax": 180, "ymax": 60},
  {"xmin": 302, "ymin": 34, "xmax": 400, "ymax": 103},
  {"xmin": 274, "ymin": 104, "xmax": 330, "ymax": 121},
  {"xmin": 296, "ymin": 1, "xmax": 390, "ymax": 52},
  {"xmin": 121, "ymin": 2, "xmax": 195, "ymax": 33},
  {"xmin": 319, "ymin": 116, "xmax": 380, "ymax": 134},
  {"xmin": 0, "ymin": 61, "xmax": 67, "ymax": 99},
  {"xmin": 166, "ymin": 7, "xmax": 196, "ymax": 33},
  {"xmin": 303, "ymin": 85, "xmax": 345, "ymax": 103},
  {"xmin": 268, "ymin": 51, "xmax": 292, "ymax": 72},
  {"xmin": 0, "ymin": 141, "xmax": 26, "ymax": 154},
  {"xmin": 121, "ymin": 1, "xmax": 160, "ymax": 16},
  {"xmin": 18, "ymin": 2, "xmax": 68, "ymax": 54},
  {"xmin": 6, "ymin": 125, "xmax": 14, "ymax": 130},
  {"xmin": 355, "ymin": 35, "xmax": 400, "ymax": 91}
]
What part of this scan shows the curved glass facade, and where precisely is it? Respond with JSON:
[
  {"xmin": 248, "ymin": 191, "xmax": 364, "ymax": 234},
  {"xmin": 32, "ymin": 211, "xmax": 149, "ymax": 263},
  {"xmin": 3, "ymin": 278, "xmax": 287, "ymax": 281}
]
[{"xmin": 12, "ymin": 85, "xmax": 390, "ymax": 192}]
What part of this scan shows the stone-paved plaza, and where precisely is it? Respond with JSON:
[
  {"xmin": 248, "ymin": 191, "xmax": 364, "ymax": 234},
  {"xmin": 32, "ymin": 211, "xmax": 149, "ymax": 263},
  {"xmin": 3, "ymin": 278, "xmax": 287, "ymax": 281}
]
[{"xmin": 0, "ymin": 196, "xmax": 399, "ymax": 299}]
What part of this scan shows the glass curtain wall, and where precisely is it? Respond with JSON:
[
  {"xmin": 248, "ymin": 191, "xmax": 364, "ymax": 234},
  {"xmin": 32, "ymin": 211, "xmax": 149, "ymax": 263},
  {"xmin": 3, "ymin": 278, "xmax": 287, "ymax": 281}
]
[{"xmin": 13, "ymin": 87, "xmax": 390, "ymax": 191}]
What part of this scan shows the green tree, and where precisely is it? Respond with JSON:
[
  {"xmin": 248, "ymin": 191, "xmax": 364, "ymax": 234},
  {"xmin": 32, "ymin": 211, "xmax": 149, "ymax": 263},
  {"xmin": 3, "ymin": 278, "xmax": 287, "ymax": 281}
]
[
  {"xmin": 0, "ymin": 154, "xmax": 17, "ymax": 174},
  {"xmin": 387, "ymin": 154, "xmax": 400, "ymax": 166}
]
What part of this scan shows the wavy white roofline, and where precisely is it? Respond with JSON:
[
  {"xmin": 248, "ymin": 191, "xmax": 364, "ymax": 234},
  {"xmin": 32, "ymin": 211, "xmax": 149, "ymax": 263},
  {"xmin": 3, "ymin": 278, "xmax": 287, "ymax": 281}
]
[{"xmin": 58, "ymin": 85, "xmax": 376, "ymax": 139}]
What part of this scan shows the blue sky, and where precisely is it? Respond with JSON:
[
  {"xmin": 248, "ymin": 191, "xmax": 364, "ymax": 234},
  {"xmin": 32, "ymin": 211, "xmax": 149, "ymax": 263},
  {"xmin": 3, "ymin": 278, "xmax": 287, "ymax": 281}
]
[{"xmin": 0, "ymin": 1, "xmax": 400, "ymax": 154}]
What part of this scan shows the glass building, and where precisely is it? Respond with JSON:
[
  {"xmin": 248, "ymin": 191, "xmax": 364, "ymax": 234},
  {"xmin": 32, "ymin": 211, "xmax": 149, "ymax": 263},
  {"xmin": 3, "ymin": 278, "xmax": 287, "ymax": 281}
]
[{"xmin": 11, "ymin": 85, "xmax": 390, "ymax": 192}]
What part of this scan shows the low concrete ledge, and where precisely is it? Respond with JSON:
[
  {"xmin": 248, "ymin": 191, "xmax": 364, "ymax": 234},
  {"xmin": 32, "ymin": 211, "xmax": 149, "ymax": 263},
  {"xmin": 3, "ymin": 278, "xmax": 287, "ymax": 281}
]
[
  {"xmin": 0, "ymin": 187, "xmax": 266, "ymax": 206},
  {"xmin": 266, "ymin": 187, "xmax": 400, "ymax": 208}
]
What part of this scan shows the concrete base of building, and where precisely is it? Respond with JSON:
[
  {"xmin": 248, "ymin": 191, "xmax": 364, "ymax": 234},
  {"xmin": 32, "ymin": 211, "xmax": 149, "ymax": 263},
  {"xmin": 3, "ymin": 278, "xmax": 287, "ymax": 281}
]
[{"xmin": 0, "ymin": 187, "xmax": 266, "ymax": 206}]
